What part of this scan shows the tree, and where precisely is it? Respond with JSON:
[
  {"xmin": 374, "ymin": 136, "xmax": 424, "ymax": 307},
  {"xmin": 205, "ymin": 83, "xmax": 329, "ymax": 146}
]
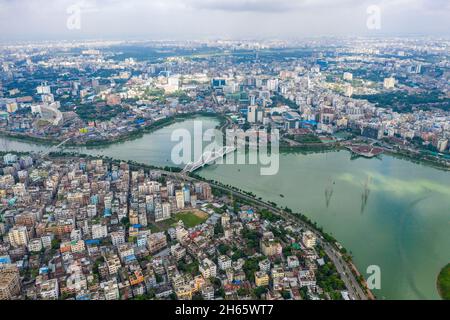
[
  {"xmin": 192, "ymin": 292, "xmax": 204, "ymax": 300},
  {"xmin": 253, "ymin": 286, "xmax": 268, "ymax": 298},
  {"xmin": 121, "ymin": 217, "xmax": 130, "ymax": 227},
  {"xmin": 237, "ymin": 287, "xmax": 249, "ymax": 296},
  {"xmin": 51, "ymin": 239, "xmax": 60, "ymax": 250},
  {"xmin": 243, "ymin": 257, "xmax": 262, "ymax": 282},
  {"xmin": 217, "ymin": 288, "xmax": 225, "ymax": 298},
  {"xmin": 214, "ymin": 223, "xmax": 224, "ymax": 236},
  {"xmin": 281, "ymin": 290, "xmax": 291, "ymax": 300},
  {"xmin": 231, "ymin": 249, "xmax": 245, "ymax": 261},
  {"xmin": 299, "ymin": 287, "xmax": 309, "ymax": 300},
  {"xmin": 217, "ymin": 244, "xmax": 230, "ymax": 255}
]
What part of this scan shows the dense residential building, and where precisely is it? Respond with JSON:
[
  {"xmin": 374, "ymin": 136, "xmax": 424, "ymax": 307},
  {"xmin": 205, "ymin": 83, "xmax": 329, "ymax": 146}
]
[
  {"xmin": 0, "ymin": 266, "xmax": 21, "ymax": 300},
  {"xmin": 8, "ymin": 226, "xmax": 29, "ymax": 247},
  {"xmin": 0, "ymin": 156, "xmax": 365, "ymax": 300},
  {"xmin": 5, "ymin": 35, "xmax": 448, "ymax": 301}
]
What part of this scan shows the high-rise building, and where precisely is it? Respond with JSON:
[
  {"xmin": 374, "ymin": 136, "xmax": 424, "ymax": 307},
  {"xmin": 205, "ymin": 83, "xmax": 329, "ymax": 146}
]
[
  {"xmin": 6, "ymin": 102, "xmax": 18, "ymax": 113},
  {"xmin": 199, "ymin": 258, "xmax": 217, "ymax": 278},
  {"xmin": 221, "ymin": 213, "xmax": 230, "ymax": 227},
  {"xmin": 8, "ymin": 226, "xmax": 29, "ymax": 247},
  {"xmin": 0, "ymin": 265, "xmax": 21, "ymax": 300},
  {"xmin": 138, "ymin": 212, "xmax": 148, "ymax": 227},
  {"xmin": 154, "ymin": 203, "xmax": 163, "ymax": 221},
  {"xmin": 162, "ymin": 203, "xmax": 171, "ymax": 220},
  {"xmin": 247, "ymin": 105, "xmax": 258, "ymax": 123},
  {"xmin": 91, "ymin": 224, "xmax": 108, "ymax": 239},
  {"xmin": 155, "ymin": 203, "xmax": 171, "ymax": 222},
  {"xmin": 345, "ymin": 85, "xmax": 353, "ymax": 97},
  {"xmin": 383, "ymin": 77, "xmax": 395, "ymax": 89},
  {"xmin": 190, "ymin": 194, "xmax": 197, "ymax": 208},
  {"xmin": 267, "ymin": 79, "xmax": 279, "ymax": 91},
  {"xmin": 175, "ymin": 190, "xmax": 185, "ymax": 210},
  {"xmin": 183, "ymin": 185, "xmax": 191, "ymax": 204},
  {"xmin": 202, "ymin": 183, "xmax": 212, "ymax": 200},
  {"xmin": 147, "ymin": 232, "xmax": 167, "ymax": 254},
  {"xmin": 36, "ymin": 82, "xmax": 51, "ymax": 94},
  {"xmin": 343, "ymin": 72, "xmax": 353, "ymax": 81},
  {"xmin": 39, "ymin": 278, "xmax": 59, "ymax": 300},
  {"xmin": 167, "ymin": 181, "xmax": 175, "ymax": 196},
  {"xmin": 437, "ymin": 139, "xmax": 448, "ymax": 152},
  {"xmin": 302, "ymin": 231, "xmax": 317, "ymax": 248},
  {"xmin": 110, "ymin": 231, "xmax": 125, "ymax": 246}
]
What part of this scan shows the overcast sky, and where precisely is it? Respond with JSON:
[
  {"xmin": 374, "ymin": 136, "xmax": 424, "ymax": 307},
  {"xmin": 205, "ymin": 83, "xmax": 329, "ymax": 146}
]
[{"xmin": 0, "ymin": 0, "xmax": 449, "ymax": 41}]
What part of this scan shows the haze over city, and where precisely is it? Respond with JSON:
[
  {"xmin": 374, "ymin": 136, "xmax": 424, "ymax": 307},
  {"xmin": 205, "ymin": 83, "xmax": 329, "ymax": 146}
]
[{"xmin": 0, "ymin": 0, "xmax": 449, "ymax": 41}]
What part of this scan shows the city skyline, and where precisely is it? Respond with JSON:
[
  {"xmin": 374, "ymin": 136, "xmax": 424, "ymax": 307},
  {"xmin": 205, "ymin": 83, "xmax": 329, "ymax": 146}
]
[{"xmin": 0, "ymin": 0, "xmax": 449, "ymax": 304}]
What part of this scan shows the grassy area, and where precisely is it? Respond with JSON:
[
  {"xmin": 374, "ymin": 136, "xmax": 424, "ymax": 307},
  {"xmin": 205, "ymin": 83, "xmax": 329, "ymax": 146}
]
[
  {"xmin": 295, "ymin": 134, "xmax": 323, "ymax": 144},
  {"xmin": 437, "ymin": 264, "xmax": 450, "ymax": 300},
  {"xmin": 153, "ymin": 210, "xmax": 208, "ymax": 230},
  {"xmin": 60, "ymin": 103, "xmax": 129, "ymax": 122},
  {"xmin": 172, "ymin": 211, "xmax": 208, "ymax": 228}
]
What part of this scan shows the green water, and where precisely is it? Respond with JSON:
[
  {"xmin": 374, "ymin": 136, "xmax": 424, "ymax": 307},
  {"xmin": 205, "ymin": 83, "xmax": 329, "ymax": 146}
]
[{"xmin": 1, "ymin": 117, "xmax": 449, "ymax": 300}]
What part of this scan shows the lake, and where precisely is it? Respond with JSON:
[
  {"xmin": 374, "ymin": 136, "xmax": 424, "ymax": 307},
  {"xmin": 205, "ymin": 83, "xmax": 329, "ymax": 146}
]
[{"xmin": 1, "ymin": 117, "xmax": 449, "ymax": 300}]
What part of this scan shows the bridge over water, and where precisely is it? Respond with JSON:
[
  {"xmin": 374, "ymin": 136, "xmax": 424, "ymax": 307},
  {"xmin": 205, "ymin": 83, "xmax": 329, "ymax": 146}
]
[
  {"xmin": 40, "ymin": 138, "xmax": 72, "ymax": 156},
  {"xmin": 182, "ymin": 146, "xmax": 236, "ymax": 173}
]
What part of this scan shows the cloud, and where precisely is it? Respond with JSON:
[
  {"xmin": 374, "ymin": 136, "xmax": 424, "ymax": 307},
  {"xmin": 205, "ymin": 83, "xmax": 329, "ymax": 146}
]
[
  {"xmin": 336, "ymin": 172, "xmax": 450, "ymax": 197},
  {"xmin": 160, "ymin": 0, "xmax": 370, "ymax": 13},
  {"xmin": 0, "ymin": 0, "xmax": 448, "ymax": 40}
]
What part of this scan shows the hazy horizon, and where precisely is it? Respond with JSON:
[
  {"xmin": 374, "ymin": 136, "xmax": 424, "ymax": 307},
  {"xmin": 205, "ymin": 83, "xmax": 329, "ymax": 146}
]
[{"xmin": 0, "ymin": 0, "xmax": 449, "ymax": 42}]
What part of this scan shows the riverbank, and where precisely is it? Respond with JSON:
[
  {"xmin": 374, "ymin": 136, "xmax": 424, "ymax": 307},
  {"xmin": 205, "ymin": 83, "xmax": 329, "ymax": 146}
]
[
  {"xmin": 0, "ymin": 131, "xmax": 57, "ymax": 146},
  {"xmin": 437, "ymin": 264, "xmax": 450, "ymax": 300},
  {"xmin": 82, "ymin": 112, "xmax": 225, "ymax": 147},
  {"xmin": 280, "ymin": 141, "xmax": 450, "ymax": 171},
  {"xmin": 2, "ymin": 114, "xmax": 448, "ymax": 171},
  {"xmin": 384, "ymin": 149, "xmax": 450, "ymax": 171},
  {"xmin": 197, "ymin": 144, "xmax": 450, "ymax": 299},
  {"xmin": 3, "ymin": 117, "xmax": 450, "ymax": 299},
  {"xmin": 0, "ymin": 112, "xmax": 224, "ymax": 148},
  {"xmin": 188, "ymin": 172, "xmax": 373, "ymax": 300}
]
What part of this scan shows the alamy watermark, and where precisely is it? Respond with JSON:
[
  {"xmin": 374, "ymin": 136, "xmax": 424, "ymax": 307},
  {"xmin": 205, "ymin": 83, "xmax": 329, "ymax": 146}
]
[
  {"xmin": 366, "ymin": 5, "xmax": 382, "ymax": 30},
  {"xmin": 170, "ymin": 121, "xmax": 280, "ymax": 176},
  {"xmin": 366, "ymin": 265, "xmax": 381, "ymax": 290},
  {"xmin": 67, "ymin": 3, "xmax": 83, "ymax": 30},
  {"xmin": 66, "ymin": 1, "xmax": 97, "ymax": 30}
]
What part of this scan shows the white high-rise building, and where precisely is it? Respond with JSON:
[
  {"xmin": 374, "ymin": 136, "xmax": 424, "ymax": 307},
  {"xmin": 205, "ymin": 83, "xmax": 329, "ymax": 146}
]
[
  {"xmin": 162, "ymin": 203, "xmax": 171, "ymax": 220},
  {"xmin": 437, "ymin": 139, "xmax": 448, "ymax": 152},
  {"xmin": 8, "ymin": 226, "xmax": 29, "ymax": 247},
  {"xmin": 267, "ymin": 79, "xmax": 279, "ymax": 91},
  {"xmin": 101, "ymin": 279, "xmax": 119, "ymax": 300},
  {"xmin": 343, "ymin": 72, "xmax": 353, "ymax": 81},
  {"xmin": 167, "ymin": 181, "xmax": 175, "ymax": 196},
  {"xmin": 6, "ymin": 102, "xmax": 17, "ymax": 113},
  {"xmin": 155, "ymin": 203, "xmax": 171, "ymax": 222},
  {"xmin": 247, "ymin": 105, "xmax": 258, "ymax": 123},
  {"xmin": 37, "ymin": 83, "xmax": 51, "ymax": 94},
  {"xmin": 39, "ymin": 279, "xmax": 59, "ymax": 300},
  {"xmin": 383, "ymin": 77, "xmax": 395, "ymax": 89},
  {"xmin": 199, "ymin": 258, "xmax": 217, "ymax": 278},
  {"xmin": 302, "ymin": 231, "xmax": 317, "ymax": 249},
  {"xmin": 110, "ymin": 231, "xmax": 125, "ymax": 246},
  {"xmin": 218, "ymin": 255, "xmax": 232, "ymax": 271},
  {"xmin": 91, "ymin": 224, "xmax": 108, "ymax": 239},
  {"xmin": 345, "ymin": 85, "xmax": 353, "ymax": 97},
  {"xmin": 175, "ymin": 190, "xmax": 185, "ymax": 210}
]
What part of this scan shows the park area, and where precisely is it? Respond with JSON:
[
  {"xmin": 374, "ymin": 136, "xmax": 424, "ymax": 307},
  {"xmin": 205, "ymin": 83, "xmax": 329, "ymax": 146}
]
[{"xmin": 150, "ymin": 209, "xmax": 209, "ymax": 232}]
